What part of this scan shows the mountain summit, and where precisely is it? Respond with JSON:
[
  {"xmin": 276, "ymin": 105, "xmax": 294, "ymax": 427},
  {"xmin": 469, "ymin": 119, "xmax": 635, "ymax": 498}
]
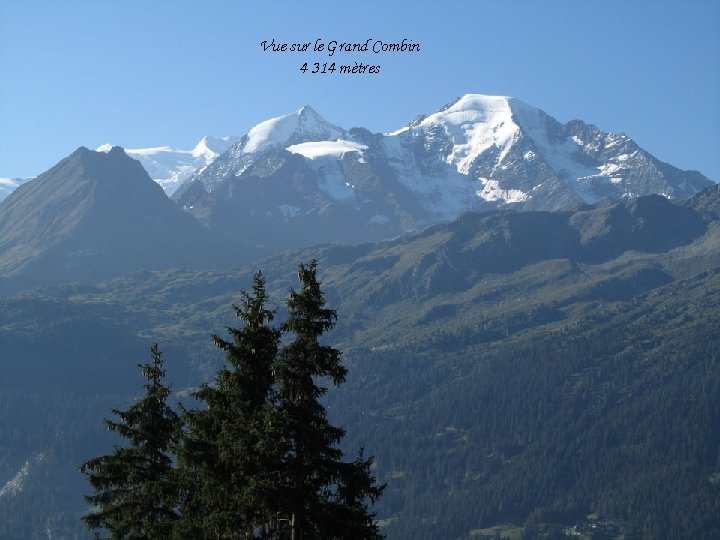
[
  {"xmin": 388, "ymin": 94, "xmax": 710, "ymax": 209},
  {"xmin": 0, "ymin": 146, "xmax": 246, "ymax": 294},
  {"xmin": 173, "ymin": 94, "xmax": 712, "ymax": 251},
  {"xmin": 241, "ymin": 105, "xmax": 345, "ymax": 153},
  {"xmin": 174, "ymin": 106, "xmax": 347, "ymax": 196}
]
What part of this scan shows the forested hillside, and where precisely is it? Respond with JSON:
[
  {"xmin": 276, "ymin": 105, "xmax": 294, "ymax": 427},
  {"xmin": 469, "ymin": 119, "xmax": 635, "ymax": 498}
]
[{"xmin": 0, "ymin": 193, "xmax": 719, "ymax": 538}]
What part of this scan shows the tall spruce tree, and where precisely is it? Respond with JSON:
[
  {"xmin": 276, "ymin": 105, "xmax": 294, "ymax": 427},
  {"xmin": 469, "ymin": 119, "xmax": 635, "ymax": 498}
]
[
  {"xmin": 81, "ymin": 266, "xmax": 383, "ymax": 538},
  {"xmin": 176, "ymin": 271, "xmax": 282, "ymax": 539},
  {"xmin": 274, "ymin": 260, "xmax": 385, "ymax": 539},
  {"xmin": 80, "ymin": 344, "xmax": 179, "ymax": 540}
]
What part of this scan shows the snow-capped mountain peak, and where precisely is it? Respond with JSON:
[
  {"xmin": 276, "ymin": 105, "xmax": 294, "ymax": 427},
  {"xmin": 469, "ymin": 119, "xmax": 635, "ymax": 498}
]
[
  {"xmin": 379, "ymin": 93, "xmax": 711, "ymax": 211},
  {"xmin": 419, "ymin": 93, "xmax": 514, "ymax": 124},
  {"xmin": 408, "ymin": 94, "xmax": 522, "ymax": 174},
  {"xmin": 241, "ymin": 105, "xmax": 345, "ymax": 154},
  {"xmin": 191, "ymin": 135, "xmax": 239, "ymax": 160},
  {"xmin": 3, "ymin": 94, "xmax": 710, "ymax": 226},
  {"xmin": 173, "ymin": 106, "xmax": 349, "ymax": 194}
]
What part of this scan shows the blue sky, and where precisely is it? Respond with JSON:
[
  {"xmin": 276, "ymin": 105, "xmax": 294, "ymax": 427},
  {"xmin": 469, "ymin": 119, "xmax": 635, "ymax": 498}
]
[{"xmin": 1, "ymin": 0, "xmax": 719, "ymax": 181}]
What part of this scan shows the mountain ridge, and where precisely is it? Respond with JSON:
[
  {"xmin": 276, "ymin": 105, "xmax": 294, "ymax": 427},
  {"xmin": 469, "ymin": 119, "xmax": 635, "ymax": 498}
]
[
  {"xmin": 0, "ymin": 95, "xmax": 714, "ymax": 292},
  {"xmin": 95, "ymin": 134, "xmax": 243, "ymax": 195},
  {"xmin": 173, "ymin": 94, "xmax": 712, "ymax": 252},
  {"xmin": 0, "ymin": 146, "xmax": 254, "ymax": 295}
]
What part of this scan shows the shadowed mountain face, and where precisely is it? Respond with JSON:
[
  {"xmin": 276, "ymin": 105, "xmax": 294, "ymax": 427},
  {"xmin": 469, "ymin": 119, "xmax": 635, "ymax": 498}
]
[{"xmin": 0, "ymin": 146, "xmax": 256, "ymax": 295}]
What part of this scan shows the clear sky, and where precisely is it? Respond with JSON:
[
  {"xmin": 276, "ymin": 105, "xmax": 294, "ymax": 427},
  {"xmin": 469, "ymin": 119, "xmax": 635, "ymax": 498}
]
[{"xmin": 1, "ymin": 0, "xmax": 719, "ymax": 181}]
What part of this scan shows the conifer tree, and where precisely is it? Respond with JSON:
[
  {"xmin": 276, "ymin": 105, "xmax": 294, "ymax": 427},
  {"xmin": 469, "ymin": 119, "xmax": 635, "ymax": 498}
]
[
  {"xmin": 176, "ymin": 271, "xmax": 282, "ymax": 539},
  {"xmin": 80, "ymin": 344, "xmax": 179, "ymax": 540},
  {"xmin": 81, "ymin": 266, "xmax": 384, "ymax": 539},
  {"xmin": 273, "ymin": 260, "xmax": 384, "ymax": 539}
]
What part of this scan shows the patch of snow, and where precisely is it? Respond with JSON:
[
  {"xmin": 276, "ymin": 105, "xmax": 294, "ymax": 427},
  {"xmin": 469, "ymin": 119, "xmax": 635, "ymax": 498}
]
[
  {"xmin": 476, "ymin": 178, "xmax": 528, "ymax": 203},
  {"xmin": 605, "ymin": 136, "xmax": 620, "ymax": 148},
  {"xmin": 124, "ymin": 145, "xmax": 188, "ymax": 157},
  {"xmin": 234, "ymin": 164, "xmax": 251, "ymax": 177},
  {"xmin": 386, "ymin": 125, "xmax": 410, "ymax": 136},
  {"xmin": 286, "ymin": 140, "xmax": 367, "ymax": 159},
  {"xmin": 599, "ymin": 163, "xmax": 622, "ymax": 175},
  {"xmin": 191, "ymin": 135, "xmax": 241, "ymax": 161},
  {"xmin": 0, "ymin": 452, "xmax": 46, "ymax": 499},
  {"xmin": 0, "ymin": 465, "xmax": 29, "ymax": 498}
]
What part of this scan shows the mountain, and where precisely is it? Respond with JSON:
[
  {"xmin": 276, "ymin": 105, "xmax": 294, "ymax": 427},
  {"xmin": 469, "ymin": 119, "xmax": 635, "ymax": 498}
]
[
  {"xmin": 685, "ymin": 182, "xmax": 720, "ymax": 221},
  {"xmin": 1, "ymin": 94, "xmax": 712, "ymax": 216},
  {"xmin": 0, "ymin": 190, "xmax": 719, "ymax": 538},
  {"xmin": 0, "ymin": 146, "xmax": 253, "ymax": 294},
  {"xmin": 177, "ymin": 105, "xmax": 346, "ymax": 193},
  {"xmin": 173, "ymin": 105, "xmax": 427, "ymax": 250},
  {"xmin": 175, "ymin": 94, "xmax": 713, "ymax": 252},
  {"xmin": 96, "ymin": 134, "xmax": 242, "ymax": 195},
  {"xmin": 389, "ymin": 94, "xmax": 712, "ymax": 208}
]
